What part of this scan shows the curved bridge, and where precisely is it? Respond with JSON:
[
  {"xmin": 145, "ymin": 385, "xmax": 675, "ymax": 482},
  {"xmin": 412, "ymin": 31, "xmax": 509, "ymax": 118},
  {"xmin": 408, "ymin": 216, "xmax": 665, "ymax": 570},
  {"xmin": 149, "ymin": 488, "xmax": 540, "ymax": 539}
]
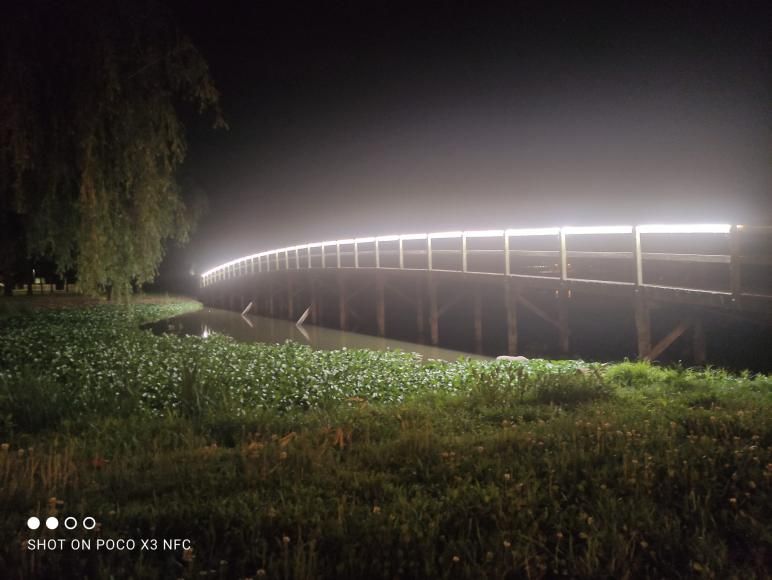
[{"xmin": 199, "ymin": 224, "xmax": 772, "ymax": 363}]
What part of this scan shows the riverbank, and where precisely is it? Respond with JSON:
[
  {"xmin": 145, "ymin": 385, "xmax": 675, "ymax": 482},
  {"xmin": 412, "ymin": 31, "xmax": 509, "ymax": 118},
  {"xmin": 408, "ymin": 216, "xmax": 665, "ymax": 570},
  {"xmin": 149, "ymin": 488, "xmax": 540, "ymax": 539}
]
[{"xmin": 0, "ymin": 299, "xmax": 769, "ymax": 578}]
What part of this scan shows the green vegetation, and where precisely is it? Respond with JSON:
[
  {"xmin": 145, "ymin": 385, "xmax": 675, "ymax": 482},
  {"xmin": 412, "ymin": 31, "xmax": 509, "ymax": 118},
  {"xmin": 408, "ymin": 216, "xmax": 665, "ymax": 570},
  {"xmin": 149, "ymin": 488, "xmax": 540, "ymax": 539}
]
[{"xmin": 0, "ymin": 301, "xmax": 769, "ymax": 579}]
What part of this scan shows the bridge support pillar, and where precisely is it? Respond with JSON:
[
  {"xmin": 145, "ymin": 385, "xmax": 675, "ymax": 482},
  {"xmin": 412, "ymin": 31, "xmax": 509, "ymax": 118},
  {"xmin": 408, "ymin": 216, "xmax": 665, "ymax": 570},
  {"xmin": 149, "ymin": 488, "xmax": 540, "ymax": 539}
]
[
  {"xmin": 473, "ymin": 284, "xmax": 483, "ymax": 354},
  {"xmin": 338, "ymin": 273, "xmax": 348, "ymax": 331},
  {"xmin": 634, "ymin": 292, "xmax": 651, "ymax": 359},
  {"xmin": 428, "ymin": 275, "xmax": 439, "ymax": 346},
  {"xmin": 268, "ymin": 278, "xmax": 275, "ymax": 317},
  {"xmin": 375, "ymin": 272, "xmax": 386, "ymax": 337},
  {"xmin": 287, "ymin": 275, "xmax": 294, "ymax": 320},
  {"xmin": 416, "ymin": 277, "xmax": 425, "ymax": 343},
  {"xmin": 505, "ymin": 281, "xmax": 519, "ymax": 356},
  {"xmin": 693, "ymin": 317, "xmax": 706, "ymax": 365},
  {"xmin": 557, "ymin": 288, "xmax": 570, "ymax": 354},
  {"xmin": 310, "ymin": 276, "xmax": 319, "ymax": 324}
]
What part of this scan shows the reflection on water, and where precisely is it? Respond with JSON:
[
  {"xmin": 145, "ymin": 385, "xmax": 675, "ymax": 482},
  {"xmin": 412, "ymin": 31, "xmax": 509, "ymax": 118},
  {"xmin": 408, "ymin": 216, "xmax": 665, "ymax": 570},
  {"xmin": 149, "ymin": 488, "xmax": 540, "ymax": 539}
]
[{"xmin": 148, "ymin": 308, "xmax": 487, "ymax": 362}]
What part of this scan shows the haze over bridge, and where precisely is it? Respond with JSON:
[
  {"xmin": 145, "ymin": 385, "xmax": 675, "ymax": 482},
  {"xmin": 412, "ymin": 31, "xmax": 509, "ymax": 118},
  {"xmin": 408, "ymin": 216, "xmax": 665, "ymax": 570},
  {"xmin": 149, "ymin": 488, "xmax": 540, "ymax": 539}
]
[{"xmin": 200, "ymin": 224, "xmax": 772, "ymax": 365}]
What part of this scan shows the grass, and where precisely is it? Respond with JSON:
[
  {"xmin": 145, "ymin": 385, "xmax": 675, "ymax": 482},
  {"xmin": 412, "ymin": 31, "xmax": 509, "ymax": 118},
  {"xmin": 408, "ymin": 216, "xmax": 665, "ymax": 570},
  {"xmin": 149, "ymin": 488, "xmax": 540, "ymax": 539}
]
[{"xmin": 0, "ymin": 299, "xmax": 769, "ymax": 579}]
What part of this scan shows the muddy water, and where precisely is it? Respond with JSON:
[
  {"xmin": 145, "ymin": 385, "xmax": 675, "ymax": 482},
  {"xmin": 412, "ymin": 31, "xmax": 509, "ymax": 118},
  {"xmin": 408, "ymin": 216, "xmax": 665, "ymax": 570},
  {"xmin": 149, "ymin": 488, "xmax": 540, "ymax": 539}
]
[{"xmin": 146, "ymin": 307, "xmax": 488, "ymax": 362}]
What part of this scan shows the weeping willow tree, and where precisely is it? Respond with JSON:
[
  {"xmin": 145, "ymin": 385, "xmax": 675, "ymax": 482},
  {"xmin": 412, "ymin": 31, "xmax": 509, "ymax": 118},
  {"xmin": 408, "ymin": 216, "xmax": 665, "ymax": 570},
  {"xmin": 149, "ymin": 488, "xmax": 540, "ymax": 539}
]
[{"xmin": 0, "ymin": 1, "xmax": 225, "ymax": 297}]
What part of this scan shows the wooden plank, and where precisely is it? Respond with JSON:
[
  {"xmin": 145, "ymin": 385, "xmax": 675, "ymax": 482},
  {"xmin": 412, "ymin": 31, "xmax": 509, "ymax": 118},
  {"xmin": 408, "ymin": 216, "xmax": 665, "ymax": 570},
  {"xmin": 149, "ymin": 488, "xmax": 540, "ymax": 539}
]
[
  {"xmin": 437, "ymin": 289, "xmax": 466, "ymax": 317},
  {"xmin": 642, "ymin": 252, "xmax": 730, "ymax": 264},
  {"xmin": 647, "ymin": 318, "xmax": 693, "ymax": 361},
  {"xmin": 517, "ymin": 294, "xmax": 561, "ymax": 331}
]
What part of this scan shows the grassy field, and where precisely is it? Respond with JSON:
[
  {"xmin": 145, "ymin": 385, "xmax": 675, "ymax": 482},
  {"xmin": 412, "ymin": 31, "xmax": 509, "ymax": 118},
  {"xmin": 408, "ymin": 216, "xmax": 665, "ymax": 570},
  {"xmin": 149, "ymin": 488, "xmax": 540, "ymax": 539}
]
[{"xmin": 0, "ymin": 298, "xmax": 769, "ymax": 579}]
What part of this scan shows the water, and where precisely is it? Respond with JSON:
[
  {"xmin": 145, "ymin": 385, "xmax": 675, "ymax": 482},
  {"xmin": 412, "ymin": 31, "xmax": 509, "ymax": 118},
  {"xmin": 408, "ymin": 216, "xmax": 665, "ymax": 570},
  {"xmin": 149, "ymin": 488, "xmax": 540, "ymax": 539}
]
[{"xmin": 147, "ymin": 308, "xmax": 488, "ymax": 362}]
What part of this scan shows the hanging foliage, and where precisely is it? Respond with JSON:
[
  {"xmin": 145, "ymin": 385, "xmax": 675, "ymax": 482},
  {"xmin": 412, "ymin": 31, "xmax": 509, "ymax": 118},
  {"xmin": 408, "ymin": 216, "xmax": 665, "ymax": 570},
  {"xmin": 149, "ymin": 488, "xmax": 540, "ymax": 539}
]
[{"xmin": 0, "ymin": 1, "xmax": 225, "ymax": 297}]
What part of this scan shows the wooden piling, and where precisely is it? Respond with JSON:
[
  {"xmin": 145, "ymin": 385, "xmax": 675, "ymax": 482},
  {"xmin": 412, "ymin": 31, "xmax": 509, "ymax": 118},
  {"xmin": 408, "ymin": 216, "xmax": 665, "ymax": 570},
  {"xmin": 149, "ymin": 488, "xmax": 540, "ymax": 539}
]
[
  {"xmin": 473, "ymin": 284, "xmax": 483, "ymax": 354},
  {"xmin": 505, "ymin": 281, "xmax": 519, "ymax": 355},
  {"xmin": 693, "ymin": 316, "xmax": 706, "ymax": 365},
  {"xmin": 634, "ymin": 292, "xmax": 650, "ymax": 359},
  {"xmin": 428, "ymin": 275, "xmax": 439, "ymax": 346},
  {"xmin": 338, "ymin": 272, "xmax": 348, "ymax": 331},
  {"xmin": 557, "ymin": 288, "xmax": 570, "ymax": 354},
  {"xmin": 375, "ymin": 272, "xmax": 386, "ymax": 337}
]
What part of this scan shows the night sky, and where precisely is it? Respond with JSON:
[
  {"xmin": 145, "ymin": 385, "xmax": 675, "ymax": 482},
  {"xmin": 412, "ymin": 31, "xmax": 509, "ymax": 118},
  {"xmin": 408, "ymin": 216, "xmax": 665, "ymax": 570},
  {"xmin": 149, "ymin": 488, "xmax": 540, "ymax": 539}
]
[{"xmin": 166, "ymin": 1, "xmax": 771, "ymax": 276}]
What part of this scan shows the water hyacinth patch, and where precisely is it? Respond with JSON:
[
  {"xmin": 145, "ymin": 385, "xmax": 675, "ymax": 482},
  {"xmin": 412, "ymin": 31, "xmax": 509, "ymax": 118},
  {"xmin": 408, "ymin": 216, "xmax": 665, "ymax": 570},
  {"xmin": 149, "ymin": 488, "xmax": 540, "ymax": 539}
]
[{"xmin": 0, "ymin": 299, "xmax": 769, "ymax": 579}]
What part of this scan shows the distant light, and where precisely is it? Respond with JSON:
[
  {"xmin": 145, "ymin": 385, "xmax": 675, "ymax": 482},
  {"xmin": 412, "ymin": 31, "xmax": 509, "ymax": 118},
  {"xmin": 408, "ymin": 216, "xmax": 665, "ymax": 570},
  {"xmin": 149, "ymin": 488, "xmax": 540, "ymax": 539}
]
[
  {"xmin": 463, "ymin": 229, "xmax": 505, "ymax": 238},
  {"xmin": 399, "ymin": 233, "xmax": 428, "ymax": 241},
  {"xmin": 562, "ymin": 225, "xmax": 633, "ymax": 235},
  {"xmin": 375, "ymin": 235, "xmax": 400, "ymax": 242},
  {"xmin": 429, "ymin": 231, "xmax": 463, "ymax": 239},
  {"xmin": 307, "ymin": 242, "xmax": 324, "ymax": 248},
  {"xmin": 637, "ymin": 223, "xmax": 731, "ymax": 234},
  {"xmin": 505, "ymin": 227, "xmax": 560, "ymax": 237},
  {"xmin": 336, "ymin": 238, "xmax": 355, "ymax": 245},
  {"xmin": 354, "ymin": 237, "xmax": 376, "ymax": 244}
]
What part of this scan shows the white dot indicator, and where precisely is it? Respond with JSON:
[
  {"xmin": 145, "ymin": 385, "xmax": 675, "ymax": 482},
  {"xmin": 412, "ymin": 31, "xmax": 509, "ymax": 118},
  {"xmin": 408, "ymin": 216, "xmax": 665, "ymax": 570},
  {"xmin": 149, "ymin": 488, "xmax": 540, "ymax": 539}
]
[
  {"xmin": 27, "ymin": 517, "xmax": 40, "ymax": 530},
  {"xmin": 82, "ymin": 517, "xmax": 96, "ymax": 530},
  {"xmin": 45, "ymin": 517, "xmax": 59, "ymax": 530},
  {"xmin": 64, "ymin": 516, "xmax": 78, "ymax": 530}
]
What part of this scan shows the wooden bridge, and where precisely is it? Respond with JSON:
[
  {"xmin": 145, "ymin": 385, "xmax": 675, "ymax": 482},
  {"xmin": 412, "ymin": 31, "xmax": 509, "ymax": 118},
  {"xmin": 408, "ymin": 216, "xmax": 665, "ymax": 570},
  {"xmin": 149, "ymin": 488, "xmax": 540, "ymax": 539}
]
[{"xmin": 199, "ymin": 224, "xmax": 772, "ymax": 363}]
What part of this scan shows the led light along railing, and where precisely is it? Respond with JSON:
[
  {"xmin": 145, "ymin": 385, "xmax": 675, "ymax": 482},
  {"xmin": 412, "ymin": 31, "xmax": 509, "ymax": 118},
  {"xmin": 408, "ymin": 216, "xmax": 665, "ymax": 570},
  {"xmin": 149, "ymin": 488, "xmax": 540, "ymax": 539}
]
[{"xmin": 201, "ymin": 223, "xmax": 746, "ymax": 290}]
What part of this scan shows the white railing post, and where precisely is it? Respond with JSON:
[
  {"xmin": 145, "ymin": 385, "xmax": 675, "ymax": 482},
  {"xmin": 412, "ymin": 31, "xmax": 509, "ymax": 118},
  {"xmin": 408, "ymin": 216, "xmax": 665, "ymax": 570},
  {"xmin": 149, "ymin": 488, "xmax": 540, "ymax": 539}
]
[
  {"xmin": 321, "ymin": 244, "xmax": 326, "ymax": 269},
  {"xmin": 633, "ymin": 226, "xmax": 643, "ymax": 286},
  {"xmin": 375, "ymin": 239, "xmax": 380, "ymax": 268},
  {"xmin": 399, "ymin": 238, "xmax": 404, "ymax": 269},
  {"xmin": 462, "ymin": 232, "xmax": 468, "ymax": 272},
  {"xmin": 504, "ymin": 231, "xmax": 510, "ymax": 276},
  {"xmin": 354, "ymin": 240, "xmax": 359, "ymax": 268},
  {"xmin": 559, "ymin": 229, "xmax": 567, "ymax": 281},
  {"xmin": 336, "ymin": 241, "xmax": 341, "ymax": 268},
  {"xmin": 427, "ymin": 237, "xmax": 433, "ymax": 270}
]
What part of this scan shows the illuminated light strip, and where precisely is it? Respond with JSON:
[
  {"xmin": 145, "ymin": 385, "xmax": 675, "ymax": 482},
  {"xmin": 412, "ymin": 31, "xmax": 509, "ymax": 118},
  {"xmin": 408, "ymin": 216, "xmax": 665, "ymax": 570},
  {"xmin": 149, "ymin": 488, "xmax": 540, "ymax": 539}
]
[
  {"xmin": 561, "ymin": 225, "xmax": 633, "ymax": 235},
  {"xmin": 200, "ymin": 224, "xmax": 736, "ymax": 277},
  {"xmin": 463, "ymin": 229, "xmax": 505, "ymax": 238},
  {"xmin": 429, "ymin": 231, "xmax": 463, "ymax": 239},
  {"xmin": 637, "ymin": 223, "xmax": 731, "ymax": 234},
  {"xmin": 505, "ymin": 227, "xmax": 560, "ymax": 236}
]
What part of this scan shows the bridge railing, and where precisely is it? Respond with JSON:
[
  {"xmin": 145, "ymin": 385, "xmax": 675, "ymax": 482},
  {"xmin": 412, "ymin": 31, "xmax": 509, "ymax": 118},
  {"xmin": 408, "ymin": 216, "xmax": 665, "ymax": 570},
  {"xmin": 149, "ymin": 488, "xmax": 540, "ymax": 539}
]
[{"xmin": 201, "ymin": 224, "xmax": 771, "ymax": 298}]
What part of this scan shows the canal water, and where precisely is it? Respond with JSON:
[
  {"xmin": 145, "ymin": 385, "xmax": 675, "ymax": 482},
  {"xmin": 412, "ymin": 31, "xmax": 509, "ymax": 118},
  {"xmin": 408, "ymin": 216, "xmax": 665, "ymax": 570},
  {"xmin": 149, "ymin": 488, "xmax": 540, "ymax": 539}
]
[{"xmin": 146, "ymin": 307, "xmax": 488, "ymax": 362}]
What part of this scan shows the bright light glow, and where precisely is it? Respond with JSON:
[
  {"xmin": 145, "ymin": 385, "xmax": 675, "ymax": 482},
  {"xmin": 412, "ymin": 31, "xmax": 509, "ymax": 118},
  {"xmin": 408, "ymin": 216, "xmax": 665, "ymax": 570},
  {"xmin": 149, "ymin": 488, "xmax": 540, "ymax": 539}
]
[
  {"xmin": 505, "ymin": 227, "xmax": 560, "ymax": 237},
  {"xmin": 637, "ymin": 223, "xmax": 731, "ymax": 234},
  {"xmin": 429, "ymin": 231, "xmax": 463, "ymax": 239},
  {"xmin": 200, "ymin": 224, "xmax": 737, "ymax": 278},
  {"xmin": 463, "ymin": 229, "xmax": 505, "ymax": 238},
  {"xmin": 561, "ymin": 225, "xmax": 633, "ymax": 235}
]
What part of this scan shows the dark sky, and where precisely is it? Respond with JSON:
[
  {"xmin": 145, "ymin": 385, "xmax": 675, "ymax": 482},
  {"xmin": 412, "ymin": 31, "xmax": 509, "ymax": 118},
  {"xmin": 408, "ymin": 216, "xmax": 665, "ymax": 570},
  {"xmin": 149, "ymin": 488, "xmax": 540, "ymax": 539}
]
[{"xmin": 168, "ymin": 1, "xmax": 771, "ymax": 274}]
